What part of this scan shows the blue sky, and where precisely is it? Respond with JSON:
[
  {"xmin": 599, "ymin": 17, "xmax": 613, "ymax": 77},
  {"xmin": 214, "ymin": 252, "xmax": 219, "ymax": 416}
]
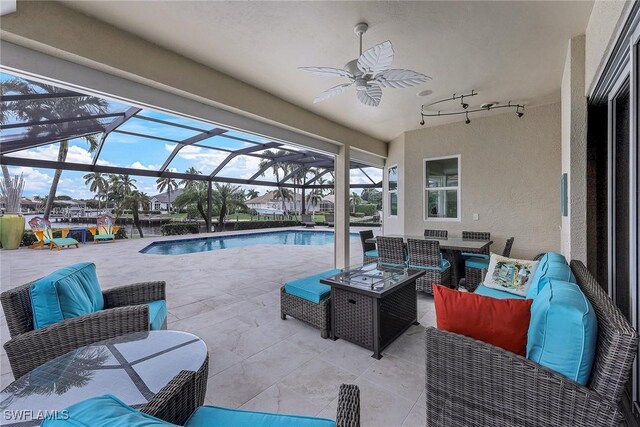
[{"xmin": 1, "ymin": 72, "xmax": 382, "ymax": 199}]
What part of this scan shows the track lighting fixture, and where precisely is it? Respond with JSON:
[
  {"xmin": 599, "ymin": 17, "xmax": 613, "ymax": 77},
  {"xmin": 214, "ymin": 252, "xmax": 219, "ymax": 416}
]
[
  {"xmin": 460, "ymin": 94, "xmax": 469, "ymax": 110},
  {"xmin": 419, "ymin": 90, "xmax": 525, "ymax": 126}
]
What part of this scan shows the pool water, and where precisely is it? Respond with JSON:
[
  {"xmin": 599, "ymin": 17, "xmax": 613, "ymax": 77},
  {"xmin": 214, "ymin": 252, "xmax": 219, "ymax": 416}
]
[{"xmin": 140, "ymin": 230, "xmax": 358, "ymax": 255}]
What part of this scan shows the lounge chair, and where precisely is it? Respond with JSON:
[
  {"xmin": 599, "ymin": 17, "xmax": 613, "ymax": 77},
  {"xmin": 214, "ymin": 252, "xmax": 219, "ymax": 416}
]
[
  {"xmin": 325, "ymin": 213, "xmax": 335, "ymax": 227},
  {"xmin": 301, "ymin": 213, "xmax": 315, "ymax": 228},
  {"xmin": 28, "ymin": 216, "xmax": 79, "ymax": 250},
  {"xmin": 89, "ymin": 215, "xmax": 120, "ymax": 242}
]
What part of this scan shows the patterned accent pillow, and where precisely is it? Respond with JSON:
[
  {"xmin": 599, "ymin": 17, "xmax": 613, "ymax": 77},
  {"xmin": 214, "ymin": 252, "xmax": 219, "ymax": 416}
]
[{"xmin": 483, "ymin": 253, "xmax": 539, "ymax": 297}]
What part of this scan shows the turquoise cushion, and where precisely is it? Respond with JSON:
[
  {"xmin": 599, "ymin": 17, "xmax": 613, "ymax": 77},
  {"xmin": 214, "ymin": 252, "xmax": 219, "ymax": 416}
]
[
  {"xmin": 186, "ymin": 405, "xmax": 336, "ymax": 427},
  {"xmin": 41, "ymin": 394, "xmax": 176, "ymax": 426},
  {"xmin": 526, "ymin": 280, "xmax": 598, "ymax": 385},
  {"xmin": 284, "ymin": 269, "xmax": 340, "ymax": 304},
  {"xmin": 364, "ymin": 249, "xmax": 378, "ymax": 257},
  {"xmin": 474, "ymin": 284, "xmax": 525, "ymax": 300},
  {"xmin": 95, "ymin": 234, "xmax": 115, "ymax": 240},
  {"xmin": 44, "ymin": 237, "xmax": 79, "ymax": 246},
  {"xmin": 526, "ymin": 260, "xmax": 576, "ymax": 299},
  {"xmin": 30, "ymin": 263, "xmax": 104, "ymax": 330},
  {"xmin": 409, "ymin": 258, "xmax": 450, "ymax": 272},
  {"xmin": 465, "ymin": 257, "xmax": 490, "ymax": 269},
  {"xmin": 461, "ymin": 252, "xmax": 489, "ymax": 260},
  {"xmin": 148, "ymin": 300, "xmax": 167, "ymax": 330}
]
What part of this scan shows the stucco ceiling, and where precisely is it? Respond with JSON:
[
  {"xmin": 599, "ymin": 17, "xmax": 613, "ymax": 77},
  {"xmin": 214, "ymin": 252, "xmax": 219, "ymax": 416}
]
[{"xmin": 61, "ymin": 1, "xmax": 593, "ymax": 141}]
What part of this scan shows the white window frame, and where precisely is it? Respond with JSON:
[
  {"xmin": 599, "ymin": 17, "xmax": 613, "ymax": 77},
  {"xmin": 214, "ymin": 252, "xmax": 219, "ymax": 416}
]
[
  {"xmin": 423, "ymin": 154, "xmax": 461, "ymax": 222},
  {"xmin": 387, "ymin": 164, "xmax": 399, "ymax": 217}
]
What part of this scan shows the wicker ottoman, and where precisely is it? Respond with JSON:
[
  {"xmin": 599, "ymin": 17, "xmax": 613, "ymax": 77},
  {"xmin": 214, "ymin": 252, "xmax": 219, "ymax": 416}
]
[{"xmin": 280, "ymin": 286, "xmax": 331, "ymax": 338}]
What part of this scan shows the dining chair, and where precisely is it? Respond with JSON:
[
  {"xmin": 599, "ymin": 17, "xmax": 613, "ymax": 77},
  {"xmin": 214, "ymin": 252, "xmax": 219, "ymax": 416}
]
[
  {"xmin": 424, "ymin": 229, "xmax": 448, "ymax": 239},
  {"xmin": 376, "ymin": 236, "xmax": 406, "ymax": 266},
  {"xmin": 461, "ymin": 231, "xmax": 491, "ymax": 259},
  {"xmin": 359, "ymin": 230, "xmax": 378, "ymax": 264},
  {"xmin": 465, "ymin": 237, "xmax": 515, "ymax": 291},
  {"xmin": 407, "ymin": 238, "xmax": 452, "ymax": 294}
]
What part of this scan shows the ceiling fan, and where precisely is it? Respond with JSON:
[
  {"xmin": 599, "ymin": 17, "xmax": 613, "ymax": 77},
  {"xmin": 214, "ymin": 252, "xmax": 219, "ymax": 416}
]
[{"xmin": 299, "ymin": 23, "xmax": 431, "ymax": 107}]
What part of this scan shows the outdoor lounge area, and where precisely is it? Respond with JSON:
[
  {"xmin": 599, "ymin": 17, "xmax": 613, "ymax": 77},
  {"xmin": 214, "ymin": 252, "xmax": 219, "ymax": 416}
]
[{"xmin": 2, "ymin": 1, "xmax": 640, "ymax": 427}]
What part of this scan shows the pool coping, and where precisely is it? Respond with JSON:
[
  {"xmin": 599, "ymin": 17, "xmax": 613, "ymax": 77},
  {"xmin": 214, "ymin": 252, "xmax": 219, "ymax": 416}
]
[{"xmin": 139, "ymin": 228, "xmax": 360, "ymax": 254}]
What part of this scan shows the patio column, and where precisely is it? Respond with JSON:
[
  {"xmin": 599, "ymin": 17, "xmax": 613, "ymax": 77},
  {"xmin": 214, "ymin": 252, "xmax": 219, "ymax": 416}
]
[
  {"xmin": 334, "ymin": 145, "xmax": 350, "ymax": 268},
  {"xmin": 301, "ymin": 188, "xmax": 306, "ymax": 215},
  {"xmin": 207, "ymin": 181, "xmax": 212, "ymax": 232}
]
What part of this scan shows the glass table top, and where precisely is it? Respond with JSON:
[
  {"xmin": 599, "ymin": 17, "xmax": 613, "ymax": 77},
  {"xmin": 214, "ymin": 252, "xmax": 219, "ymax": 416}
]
[
  {"xmin": 322, "ymin": 263, "xmax": 424, "ymax": 294},
  {"xmin": 0, "ymin": 331, "xmax": 207, "ymax": 426}
]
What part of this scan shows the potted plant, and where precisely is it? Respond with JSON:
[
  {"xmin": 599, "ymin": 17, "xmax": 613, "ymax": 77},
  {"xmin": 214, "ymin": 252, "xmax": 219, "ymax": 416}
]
[{"xmin": 0, "ymin": 171, "xmax": 26, "ymax": 250}]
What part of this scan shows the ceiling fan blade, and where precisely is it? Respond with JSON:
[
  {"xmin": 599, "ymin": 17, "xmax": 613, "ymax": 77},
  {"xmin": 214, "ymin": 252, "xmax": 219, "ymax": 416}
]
[
  {"xmin": 356, "ymin": 83, "xmax": 382, "ymax": 107},
  {"xmin": 299, "ymin": 67, "xmax": 354, "ymax": 79},
  {"xmin": 313, "ymin": 83, "xmax": 353, "ymax": 104},
  {"xmin": 357, "ymin": 41, "xmax": 394, "ymax": 76},
  {"xmin": 374, "ymin": 69, "xmax": 432, "ymax": 88}
]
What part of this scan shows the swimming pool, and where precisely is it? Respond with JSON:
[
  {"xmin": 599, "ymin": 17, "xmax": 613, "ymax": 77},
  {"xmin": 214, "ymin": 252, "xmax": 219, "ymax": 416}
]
[{"xmin": 140, "ymin": 230, "xmax": 358, "ymax": 255}]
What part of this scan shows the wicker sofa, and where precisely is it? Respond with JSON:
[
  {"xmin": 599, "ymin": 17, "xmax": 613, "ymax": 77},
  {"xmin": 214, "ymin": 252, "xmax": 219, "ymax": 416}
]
[
  {"xmin": 425, "ymin": 260, "xmax": 638, "ymax": 426},
  {"xmin": 1, "ymin": 276, "xmax": 166, "ymax": 379}
]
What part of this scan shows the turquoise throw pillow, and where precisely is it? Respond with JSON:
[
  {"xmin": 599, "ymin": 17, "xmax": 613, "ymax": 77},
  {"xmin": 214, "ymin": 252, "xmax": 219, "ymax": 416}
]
[
  {"xmin": 526, "ymin": 261, "xmax": 576, "ymax": 299},
  {"xmin": 41, "ymin": 394, "xmax": 177, "ymax": 426},
  {"xmin": 526, "ymin": 280, "xmax": 597, "ymax": 385},
  {"xmin": 30, "ymin": 263, "xmax": 104, "ymax": 329}
]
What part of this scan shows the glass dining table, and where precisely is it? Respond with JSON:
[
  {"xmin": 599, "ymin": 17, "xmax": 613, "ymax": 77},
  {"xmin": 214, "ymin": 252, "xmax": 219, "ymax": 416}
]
[{"xmin": 365, "ymin": 234, "xmax": 493, "ymax": 286}]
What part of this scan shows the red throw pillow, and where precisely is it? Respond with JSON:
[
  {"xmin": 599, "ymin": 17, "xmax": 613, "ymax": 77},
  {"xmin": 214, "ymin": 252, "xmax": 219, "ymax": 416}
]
[{"xmin": 433, "ymin": 283, "xmax": 533, "ymax": 356}]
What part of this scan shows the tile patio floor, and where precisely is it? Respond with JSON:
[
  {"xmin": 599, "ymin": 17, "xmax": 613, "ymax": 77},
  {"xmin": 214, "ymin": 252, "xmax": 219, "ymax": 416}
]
[{"xmin": 0, "ymin": 227, "xmax": 432, "ymax": 427}]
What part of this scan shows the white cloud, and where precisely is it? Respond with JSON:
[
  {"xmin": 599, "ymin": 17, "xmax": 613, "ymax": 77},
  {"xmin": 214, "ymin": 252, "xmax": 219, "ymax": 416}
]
[
  {"xmin": 129, "ymin": 161, "xmax": 161, "ymax": 170},
  {"xmin": 7, "ymin": 166, "xmax": 52, "ymax": 193},
  {"xmin": 4, "ymin": 143, "xmax": 115, "ymax": 166}
]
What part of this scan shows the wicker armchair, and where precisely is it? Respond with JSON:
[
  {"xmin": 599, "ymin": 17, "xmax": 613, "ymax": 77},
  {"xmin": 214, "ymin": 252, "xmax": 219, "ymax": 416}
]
[
  {"xmin": 376, "ymin": 236, "xmax": 406, "ymax": 266},
  {"xmin": 1, "ymin": 280, "xmax": 166, "ymax": 379},
  {"xmin": 425, "ymin": 260, "xmax": 638, "ymax": 427},
  {"xmin": 143, "ymin": 371, "xmax": 361, "ymax": 426},
  {"xmin": 407, "ymin": 238, "xmax": 451, "ymax": 294},
  {"xmin": 465, "ymin": 237, "xmax": 514, "ymax": 291},
  {"xmin": 359, "ymin": 230, "xmax": 378, "ymax": 264}
]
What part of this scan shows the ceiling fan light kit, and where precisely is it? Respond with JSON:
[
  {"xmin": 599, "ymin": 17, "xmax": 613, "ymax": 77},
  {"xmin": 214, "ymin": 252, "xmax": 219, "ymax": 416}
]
[
  {"xmin": 419, "ymin": 90, "xmax": 526, "ymax": 125},
  {"xmin": 299, "ymin": 22, "xmax": 431, "ymax": 107}
]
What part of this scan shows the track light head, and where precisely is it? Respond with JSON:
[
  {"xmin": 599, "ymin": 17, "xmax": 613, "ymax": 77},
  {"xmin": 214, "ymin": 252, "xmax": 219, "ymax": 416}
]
[
  {"xmin": 465, "ymin": 112, "xmax": 471, "ymax": 124},
  {"xmin": 461, "ymin": 102, "xmax": 469, "ymax": 110},
  {"xmin": 420, "ymin": 119, "xmax": 425, "ymax": 126},
  {"xmin": 516, "ymin": 111, "xmax": 524, "ymax": 118}
]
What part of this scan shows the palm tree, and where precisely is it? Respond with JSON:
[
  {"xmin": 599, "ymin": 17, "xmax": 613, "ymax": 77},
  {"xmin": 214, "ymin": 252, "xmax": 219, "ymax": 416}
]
[
  {"xmin": 83, "ymin": 172, "xmax": 107, "ymax": 212},
  {"xmin": 259, "ymin": 150, "xmax": 290, "ymax": 213},
  {"xmin": 174, "ymin": 182, "xmax": 210, "ymax": 229},
  {"xmin": 245, "ymin": 189, "xmax": 259, "ymax": 200},
  {"xmin": 123, "ymin": 191, "xmax": 150, "ymax": 238},
  {"xmin": 306, "ymin": 190, "xmax": 323, "ymax": 214},
  {"xmin": 156, "ymin": 176, "xmax": 178, "ymax": 214},
  {"xmin": 1, "ymin": 78, "xmax": 109, "ymax": 219},
  {"xmin": 212, "ymin": 183, "xmax": 247, "ymax": 231},
  {"xmin": 109, "ymin": 174, "xmax": 137, "ymax": 217},
  {"xmin": 180, "ymin": 167, "xmax": 202, "ymax": 190},
  {"xmin": 350, "ymin": 192, "xmax": 362, "ymax": 214}
]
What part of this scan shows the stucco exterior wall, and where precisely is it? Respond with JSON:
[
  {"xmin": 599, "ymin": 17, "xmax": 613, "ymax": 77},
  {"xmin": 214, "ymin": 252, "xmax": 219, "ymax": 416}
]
[
  {"xmin": 395, "ymin": 103, "xmax": 561, "ymax": 259},
  {"xmin": 383, "ymin": 133, "xmax": 405, "ymax": 235},
  {"xmin": 585, "ymin": 0, "xmax": 632, "ymax": 95},
  {"xmin": 561, "ymin": 36, "xmax": 588, "ymax": 262}
]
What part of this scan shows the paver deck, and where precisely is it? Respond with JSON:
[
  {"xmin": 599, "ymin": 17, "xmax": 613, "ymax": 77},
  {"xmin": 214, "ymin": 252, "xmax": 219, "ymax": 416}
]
[{"xmin": 0, "ymin": 227, "xmax": 431, "ymax": 426}]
